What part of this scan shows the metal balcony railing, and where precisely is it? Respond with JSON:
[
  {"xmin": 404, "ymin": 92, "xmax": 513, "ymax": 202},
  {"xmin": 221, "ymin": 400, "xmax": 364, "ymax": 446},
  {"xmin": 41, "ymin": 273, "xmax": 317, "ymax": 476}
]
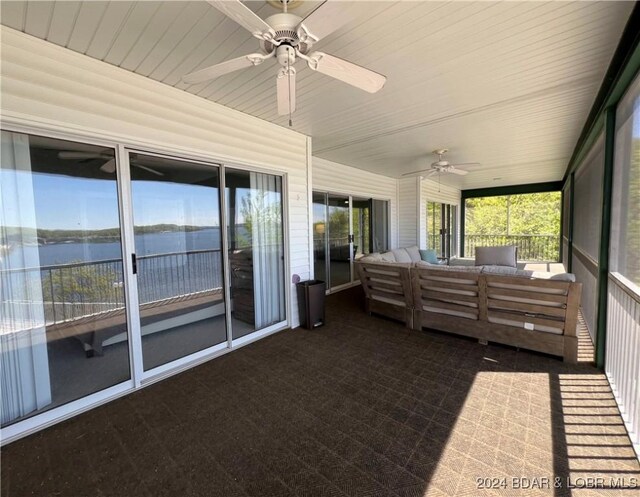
[
  {"xmin": 464, "ymin": 234, "xmax": 560, "ymax": 261},
  {"xmin": 1, "ymin": 249, "xmax": 223, "ymax": 327}
]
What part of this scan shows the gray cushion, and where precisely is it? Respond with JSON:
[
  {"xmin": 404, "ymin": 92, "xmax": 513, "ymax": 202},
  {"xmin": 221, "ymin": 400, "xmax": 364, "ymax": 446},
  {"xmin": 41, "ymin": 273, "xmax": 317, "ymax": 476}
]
[
  {"xmin": 391, "ymin": 248, "xmax": 412, "ymax": 263},
  {"xmin": 405, "ymin": 245, "xmax": 422, "ymax": 263},
  {"xmin": 422, "ymin": 264, "xmax": 482, "ymax": 273},
  {"xmin": 475, "ymin": 245, "xmax": 517, "ymax": 268},
  {"xmin": 481, "ymin": 265, "xmax": 518, "ymax": 276}
]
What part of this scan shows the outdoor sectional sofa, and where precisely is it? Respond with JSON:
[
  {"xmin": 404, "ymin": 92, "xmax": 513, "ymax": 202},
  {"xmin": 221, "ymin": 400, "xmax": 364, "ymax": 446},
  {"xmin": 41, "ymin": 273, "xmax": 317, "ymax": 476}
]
[{"xmin": 355, "ymin": 247, "xmax": 582, "ymax": 363}]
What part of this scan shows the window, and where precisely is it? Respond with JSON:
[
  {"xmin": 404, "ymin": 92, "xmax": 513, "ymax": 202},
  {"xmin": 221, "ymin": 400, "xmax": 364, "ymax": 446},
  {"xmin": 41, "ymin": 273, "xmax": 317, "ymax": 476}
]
[
  {"xmin": 426, "ymin": 201, "xmax": 457, "ymax": 258},
  {"xmin": 611, "ymin": 73, "xmax": 640, "ymax": 289},
  {"xmin": 464, "ymin": 192, "xmax": 561, "ymax": 262}
]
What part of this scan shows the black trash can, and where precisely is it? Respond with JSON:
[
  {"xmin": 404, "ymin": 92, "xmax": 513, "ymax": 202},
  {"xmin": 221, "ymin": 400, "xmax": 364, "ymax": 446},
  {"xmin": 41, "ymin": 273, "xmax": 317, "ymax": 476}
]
[{"xmin": 296, "ymin": 280, "xmax": 326, "ymax": 329}]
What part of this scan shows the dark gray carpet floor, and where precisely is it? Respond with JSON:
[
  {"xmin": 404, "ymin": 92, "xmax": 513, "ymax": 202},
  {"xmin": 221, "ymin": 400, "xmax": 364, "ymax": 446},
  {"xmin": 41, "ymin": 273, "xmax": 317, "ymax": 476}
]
[{"xmin": 2, "ymin": 287, "xmax": 638, "ymax": 497}]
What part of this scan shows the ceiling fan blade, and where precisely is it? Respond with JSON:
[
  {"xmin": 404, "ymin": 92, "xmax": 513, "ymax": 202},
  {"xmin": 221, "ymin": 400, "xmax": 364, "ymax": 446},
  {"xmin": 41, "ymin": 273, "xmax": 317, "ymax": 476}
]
[
  {"xmin": 451, "ymin": 162, "xmax": 481, "ymax": 168},
  {"xmin": 134, "ymin": 164, "xmax": 164, "ymax": 177},
  {"xmin": 297, "ymin": 1, "xmax": 357, "ymax": 44},
  {"xmin": 100, "ymin": 159, "xmax": 116, "ymax": 174},
  {"xmin": 277, "ymin": 67, "xmax": 296, "ymax": 116},
  {"xmin": 449, "ymin": 168, "xmax": 469, "ymax": 176},
  {"xmin": 426, "ymin": 169, "xmax": 439, "ymax": 177},
  {"xmin": 308, "ymin": 52, "xmax": 386, "ymax": 93},
  {"xmin": 183, "ymin": 54, "xmax": 268, "ymax": 84},
  {"xmin": 206, "ymin": 0, "xmax": 275, "ymax": 40},
  {"xmin": 401, "ymin": 169, "xmax": 431, "ymax": 177}
]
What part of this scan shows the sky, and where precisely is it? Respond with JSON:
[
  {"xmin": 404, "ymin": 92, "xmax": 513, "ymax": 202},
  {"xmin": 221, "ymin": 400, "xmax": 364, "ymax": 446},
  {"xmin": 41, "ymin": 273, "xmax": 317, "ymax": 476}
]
[
  {"xmin": 7, "ymin": 172, "xmax": 223, "ymax": 230},
  {"xmin": 1, "ymin": 170, "xmax": 281, "ymax": 231}
]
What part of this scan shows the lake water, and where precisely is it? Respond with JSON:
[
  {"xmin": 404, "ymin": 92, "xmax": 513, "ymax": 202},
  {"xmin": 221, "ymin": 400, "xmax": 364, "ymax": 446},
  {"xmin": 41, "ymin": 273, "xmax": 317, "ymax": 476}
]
[{"xmin": 5, "ymin": 228, "xmax": 224, "ymax": 268}]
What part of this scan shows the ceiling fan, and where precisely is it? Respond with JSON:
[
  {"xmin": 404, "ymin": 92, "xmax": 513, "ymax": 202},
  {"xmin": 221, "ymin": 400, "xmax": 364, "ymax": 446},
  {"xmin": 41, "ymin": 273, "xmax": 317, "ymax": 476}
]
[
  {"xmin": 402, "ymin": 149, "xmax": 481, "ymax": 178},
  {"xmin": 57, "ymin": 151, "xmax": 164, "ymax": 176},
  {"xmin": 182, "ymin": 0, "xmax": 387, "ymax": 123}
]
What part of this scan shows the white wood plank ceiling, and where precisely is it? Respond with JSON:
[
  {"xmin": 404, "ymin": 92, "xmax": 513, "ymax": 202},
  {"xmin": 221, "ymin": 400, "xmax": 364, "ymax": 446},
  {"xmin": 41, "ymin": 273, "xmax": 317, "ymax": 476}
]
[{"xmin": 0, "ymin": 1, "xmax": 633, "ymax": 189}]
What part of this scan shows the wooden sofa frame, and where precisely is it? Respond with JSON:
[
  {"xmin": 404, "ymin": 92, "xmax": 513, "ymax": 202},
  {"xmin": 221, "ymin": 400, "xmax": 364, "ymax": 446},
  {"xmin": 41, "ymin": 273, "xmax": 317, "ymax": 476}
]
[
  {"xmin": 356, "ymin": 262, "xmax": 582, "ymax": 363},
  {"xmin": 356, "ymin": 262, "xmax": 414, "ymax": 328}
]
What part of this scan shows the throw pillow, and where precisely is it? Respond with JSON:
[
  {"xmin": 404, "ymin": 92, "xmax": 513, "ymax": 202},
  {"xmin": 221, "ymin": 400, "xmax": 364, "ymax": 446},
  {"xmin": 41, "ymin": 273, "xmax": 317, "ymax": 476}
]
[
  {"xmin": 475, "ymin": 245, "xmax": 517, "ymax": 268},
  {"xmin": 419, "ymin": 249, "xmax": 439, "ymax": 264}
]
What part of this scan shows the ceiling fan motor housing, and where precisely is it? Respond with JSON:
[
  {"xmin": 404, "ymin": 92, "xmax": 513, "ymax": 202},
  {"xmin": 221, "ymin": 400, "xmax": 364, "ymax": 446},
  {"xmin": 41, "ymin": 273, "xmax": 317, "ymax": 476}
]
[{"xmin": 261, "ymin": 13, "xmax": 310, "ymax": 54}]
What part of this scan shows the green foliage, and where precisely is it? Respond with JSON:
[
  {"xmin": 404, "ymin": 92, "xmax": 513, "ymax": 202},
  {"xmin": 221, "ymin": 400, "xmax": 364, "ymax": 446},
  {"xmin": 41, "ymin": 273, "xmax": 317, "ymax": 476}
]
[
  {"xmin": 238, "ymin": 192, "xmax": 282, "ymax": 248},
  {"xmin": 465, "ymin": 192, "xmax": 561, "ymax": 261},
  {"xmin": 620, "ymin": 136, "xmax": 640, "ymax": 285},
  {"xmin": 328, "ymin": 206, "xmax": 349, "ymax": 239},
  {"xmin": 465, "ymin": 192, "xmax": 561, "ymax": 236},
  {"xmin": 42, "ymin": 261, "xmax": 122, "ymax": 304}
]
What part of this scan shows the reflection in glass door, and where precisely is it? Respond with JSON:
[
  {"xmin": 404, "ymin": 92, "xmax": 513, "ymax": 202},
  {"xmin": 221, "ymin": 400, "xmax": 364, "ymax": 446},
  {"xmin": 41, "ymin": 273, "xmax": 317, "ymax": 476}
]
[
  {"xmin": 328, "ymin": 195, "xmax": 352, "ymax": 288},
  {"xmin": 352, "ymin": 198, "xmax": 370, "ymax": 258},
  {"xmin": 313, "ymin": 192, "xmax": 328, "ymax": 283},
  {"xmin": 1, "ymin": 131, "xmax": 130, "ymax": 427},
  {"xmin": 225, "ymin": 168, "xmax": 286, "ymax": 340},
  {"xmin": 129, "ymin": 153, "xmax": 227, "ymax": 371},
  {"xmin": 313, "ymin": 192, "xmax": 390, "ymax": 291}
]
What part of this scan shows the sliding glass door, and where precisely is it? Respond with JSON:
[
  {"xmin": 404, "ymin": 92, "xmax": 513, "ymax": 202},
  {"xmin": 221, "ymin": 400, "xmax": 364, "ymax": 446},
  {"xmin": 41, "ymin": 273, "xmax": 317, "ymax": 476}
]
[
  {"xmin": 426, "ymin": 201, "xmax": 457, "ymax": 259},
  {"xmin": 313, "ymin": 192, "xmax": 389, "ymax": 291},
  {"xmin": 128, "ymin": 153, "xmax": 227, "ymax": 371},
  {"xmin": 225, "ymin": 168, "xmax": 286, "ymax": 339},
  {"xmin": 328, "ymin": 195, "xmax": 352, "ymax": 288},
  {"xmin": 1, "ymin": 129, "xmax": 290, "ymax": 437},
  {"xmin": 1, "ymin": 131, "xmax": 130, "ymax": 427}
]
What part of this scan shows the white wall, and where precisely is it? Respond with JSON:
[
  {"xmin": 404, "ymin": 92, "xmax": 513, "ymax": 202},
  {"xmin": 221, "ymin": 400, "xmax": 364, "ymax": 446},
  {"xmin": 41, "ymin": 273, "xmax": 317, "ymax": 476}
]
[
  {"xmin": 0, "ymin": 26, "xmax": 311, "ymax": 327},
  {"xmin": 312, "ymin": 157, "xmax": 399, "ymax": 249},
  {"xmin": 398, "ymin": 177, "xmax": 420, "ymax": 248}
]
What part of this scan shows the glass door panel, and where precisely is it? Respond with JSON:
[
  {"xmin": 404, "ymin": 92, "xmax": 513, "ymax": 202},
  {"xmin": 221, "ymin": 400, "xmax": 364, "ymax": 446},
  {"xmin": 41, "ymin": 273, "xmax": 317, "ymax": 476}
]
[
  {"xmin": 1, "ymin": 131, "xmax": 130, "ymax": 426},
  {"xmin": 371, "ymin": 199, "xmax": 389, "ymax": 253},
  {"xmin": 352, "ymin": 198, "xmax": 370, "ymax": 258},
  {"xmin": 328, "ymin": 195, "xmax": 351, "ymax": 288},
  {"xmin": 225, "ymin": 168, "xmax": 286, "ymax": 339},
  {"xmin": 129, "ymin": 153, "xmax": 226, "ymax": 371},
  {"xmin": 313, "ymin": 192, "xmax": 328, "ymax": 283}
]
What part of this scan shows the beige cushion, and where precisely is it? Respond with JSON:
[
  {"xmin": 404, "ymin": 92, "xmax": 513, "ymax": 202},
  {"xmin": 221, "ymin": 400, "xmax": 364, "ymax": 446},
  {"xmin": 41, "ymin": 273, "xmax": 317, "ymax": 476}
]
[
  {"xmin": 359, "ymin": 253, "xmax": 382, "ymax": 263},
  {"xmin": 405, "ymin": 246, "xmax": 422, "ymax": 263},
  {"xmin": 415, "ymin": 260, "xmax": 438, "ymax": 268},
  {"xmin": 379, "ymin": 251, "xmax": 397, "ymax": 262},
  {"xmin": 475, "ymin": 245, "xmax": 517, "ymax": 268},
  {"xmin": 391, "ymin": 248, "xmax": 412, "ymax": 263}
]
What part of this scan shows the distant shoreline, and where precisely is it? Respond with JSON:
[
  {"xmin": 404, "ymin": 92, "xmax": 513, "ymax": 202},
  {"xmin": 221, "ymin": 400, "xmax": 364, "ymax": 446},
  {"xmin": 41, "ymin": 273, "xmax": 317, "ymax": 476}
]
[{"xmin": 3, "ymin": 224, "xmax": 222, "ymax": 246}]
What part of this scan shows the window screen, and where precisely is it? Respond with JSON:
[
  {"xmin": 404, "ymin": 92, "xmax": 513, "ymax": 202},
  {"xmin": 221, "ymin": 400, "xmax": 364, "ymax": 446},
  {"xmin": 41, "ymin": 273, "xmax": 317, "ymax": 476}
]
[{"xmin": 611, "ymin": 73, "xmax": 640, "ymax": 288}]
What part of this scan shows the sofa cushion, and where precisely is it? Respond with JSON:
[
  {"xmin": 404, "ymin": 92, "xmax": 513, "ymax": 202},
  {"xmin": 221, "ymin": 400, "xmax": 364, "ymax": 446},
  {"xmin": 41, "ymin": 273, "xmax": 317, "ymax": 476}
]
[
  {"xmin": 481, "ymin": 265, "xmax": 518, "ymax": 276},
  {"xmin": 419, "ymin": 249, "xmax": 439, "ymax": 264},
  {"xmin": 379, "ymin": 251, "xmax": 397, "ymax": 262},
  {"xmin": 405, "ymin": 245, "xmax": 422, "ymax": 263},
  {"xmin": 475, "ymin": 245, "xmax": 517, "ymax": 268},
  {"xmin": 359, "ymin": 252, "xmax": 383, "ymax": 263},
  {"xmin": 391, "ymin": 248, "xmax": 412, "ymax": 263},
  {"xmin": 415, "ymin": 260, "xmax": 438, "ymax": 268},
  {"xmin": 421, "ymin": 264, "xmax": 482, "ymax": 273},
  {"xmin": 514, "ymin": 269, "xmax": 576, "ymax": 282}
]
